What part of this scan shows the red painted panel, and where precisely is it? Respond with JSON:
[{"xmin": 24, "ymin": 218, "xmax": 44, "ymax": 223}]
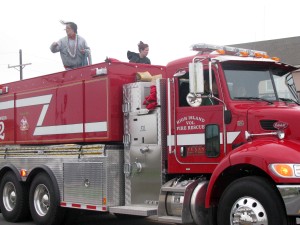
[
  {"xmin": 0, "ymin": 94, "xmax": 15, "ymax": 144},
  {"xmin": 0, "ymin": 61, "xmax": 166, "ymax": 145}
]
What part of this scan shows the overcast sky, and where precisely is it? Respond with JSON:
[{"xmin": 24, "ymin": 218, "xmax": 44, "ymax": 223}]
[{"xmin": 0, "ymin": 0, "xmax": 299, "ymax": 83}]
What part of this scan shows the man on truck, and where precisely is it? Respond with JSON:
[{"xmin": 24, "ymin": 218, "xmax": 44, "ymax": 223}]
[{"xmin": 50, "ymin": 21, "xmax": 92, "ymax": 70}]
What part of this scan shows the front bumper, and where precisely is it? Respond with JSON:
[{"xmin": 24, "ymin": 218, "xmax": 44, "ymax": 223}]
[{"xmin": 277, "ymin": 185, "xmax": 300, "ymax": 215}]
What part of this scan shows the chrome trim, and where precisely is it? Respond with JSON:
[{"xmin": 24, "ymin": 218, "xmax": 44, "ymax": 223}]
[
  {"xmin": 209, "ymin": 60, "xmax": 213, "ymax": 97},
  {"xmin": 209, "ymin": 60, "xmax": 228, "ymax": 154},
  {"xmin": 245, "ymin": 130, "xmax": 285, "ymax": 140},
  {"xmin": 167, "ymin": 78, "xmax": 173, "ymax": 154},
  {"xmin": 190, "ymin": 181, "xmax": 208, "ymax": 225}
]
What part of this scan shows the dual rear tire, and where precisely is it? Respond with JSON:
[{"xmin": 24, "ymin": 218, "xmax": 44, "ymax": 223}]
[
  {"xmin": 29, "ymin": 172, "xmax": 65, "ymax": 225},
  {"xmin": 0, "ymin": 171, "xmax": 30, "ymax": 222},
  {"xmin": 0, "ymin": 171, "xmax": 65, "ymax": 225}
]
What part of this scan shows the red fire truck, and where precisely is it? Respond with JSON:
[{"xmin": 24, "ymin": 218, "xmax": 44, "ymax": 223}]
[{"xmin": 0, "ymin": 43, "xmax": 299, "ymax": 225}]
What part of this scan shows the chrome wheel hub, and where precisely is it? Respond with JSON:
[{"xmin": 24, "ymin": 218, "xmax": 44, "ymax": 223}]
[
  {"xmin": 3, "ymin": 182, "xmax": 16, "ymax": 211},
  {"xmin": 230, "ymin": 196, "xmax": 268, "ymax": 225},
  {"xmin": 33, "ymin": 184, "xmax": 50, "ymax": 216}
]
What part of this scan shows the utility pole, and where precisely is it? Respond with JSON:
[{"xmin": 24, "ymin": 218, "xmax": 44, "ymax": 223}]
[{"xmin": 8, "ymin": 49, "xmax": 31, "ymax": 80}]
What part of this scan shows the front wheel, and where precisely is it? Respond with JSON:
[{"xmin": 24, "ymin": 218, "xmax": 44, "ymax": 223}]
[
  {"xmin": 217, "ymin": 176, "xmax": 288, "ymax": 225},
  {"xmin": 29, "ymin": 172, "xmax": 65, "ymax": 225}
]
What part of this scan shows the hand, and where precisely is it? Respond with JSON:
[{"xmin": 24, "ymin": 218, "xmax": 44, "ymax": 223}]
[
  {"xmin": 80, "ymin": 49, "xmax": 85, "ymax": 54},
  {"xmin": 52, "ymin": 42, "xmax": 58, "ymax": 47}
]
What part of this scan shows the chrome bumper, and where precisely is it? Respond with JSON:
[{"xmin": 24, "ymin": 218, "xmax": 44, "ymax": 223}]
[{"xmin": 277, "ymin": 185, "xmax": 300, "ymax": 215}]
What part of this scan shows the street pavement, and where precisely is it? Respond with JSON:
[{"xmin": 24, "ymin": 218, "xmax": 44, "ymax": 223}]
[{"xmin": 0, "ymin": 211, "xmax": 173, "ymax": 225}]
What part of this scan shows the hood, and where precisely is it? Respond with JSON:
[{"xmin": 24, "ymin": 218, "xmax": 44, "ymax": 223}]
[{"xmin": 247, "ymin": 102, "xmax": 300, "ymax": 140}]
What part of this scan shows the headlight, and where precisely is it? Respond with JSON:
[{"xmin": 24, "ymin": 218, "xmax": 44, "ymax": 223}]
[{"xmin": 270, "ymin": 164, "xmax": 300, "ymax": 178}]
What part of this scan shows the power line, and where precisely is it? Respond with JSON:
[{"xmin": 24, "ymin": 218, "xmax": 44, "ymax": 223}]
[{"xmin": 8, "ymin": 49, "xmax": 31, "ymax": 80}]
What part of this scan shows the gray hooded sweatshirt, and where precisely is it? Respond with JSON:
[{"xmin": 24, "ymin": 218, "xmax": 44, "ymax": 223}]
[{"xmin": 50, "ymin": 35, "xmax": 91, "ymax": 69}]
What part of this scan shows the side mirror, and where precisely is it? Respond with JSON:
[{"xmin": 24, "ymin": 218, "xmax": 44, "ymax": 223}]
[
  {"xmin": 186, "ymin": 93, "xmax": 202, "ymax": 107},
  {"xmin": 189, "ymin": 62, "xmax": 204, "ymax": 93}
]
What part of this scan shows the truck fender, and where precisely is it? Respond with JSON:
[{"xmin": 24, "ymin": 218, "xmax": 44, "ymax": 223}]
[
  {"xmin": 229, "ymin": 140, "xmax": 300, "ymax": 183},
  {"xmin": 205, "ymin": 140, "xmax": 289, "ymax": 208},
  {"xmin": 0, "ymin": 163, "xmax": 22, "ymax": 181},
  {"xmin": 26, "ymin": 165, "xmax": 61, "ymax": 200},
  {"xmin": 205, "ymin": 154, "xmax": 231, "ymax": 208}
]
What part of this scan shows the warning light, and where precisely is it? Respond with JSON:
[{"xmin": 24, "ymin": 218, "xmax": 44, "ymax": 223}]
[
  {"xmin": 271, "ymin": 57, "xmax": 280, "ymax": 62},
  {"xmin": 102, "ymin": 197, "xmax": 107, "ymax": 205},
  {"xmin": 20, "ymin": 169, "xmax": 27, "ymax": 177},
  {"xmin": 271, "ymin": 164, "xmax": 293, "ymax": 177}
]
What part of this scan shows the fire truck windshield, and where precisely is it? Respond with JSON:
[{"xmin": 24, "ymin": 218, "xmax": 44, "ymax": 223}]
[{"xmin": 222, "ymin": 62, "xmax": 299, "ymax": 103}]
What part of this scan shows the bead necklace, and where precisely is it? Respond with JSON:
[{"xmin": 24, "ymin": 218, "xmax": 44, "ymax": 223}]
[{"xmin": 67, "ymin": 35, "xmax": 78, "ymax": 58}]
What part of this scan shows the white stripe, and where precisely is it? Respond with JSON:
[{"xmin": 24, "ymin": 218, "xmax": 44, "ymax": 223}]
[
  {"xmin": 167, "ymin": 131, "xmax": 240, "ymax": 146},
  {"xmin": 0, "ymin": 95, "xmax": 52, "ymax": 110},
  {"xmin": 34, "ymin": 124, "xmax": 83, "ymax": 135},
  {"xmin": 0, "ymin": 94, "xmax": 109, "ymax": 136},
  {"xmin": 227, "ymin": 131, "xmax": 241, "ymax": 143},
  {"xmin": 0, "ymin": 100, "xmax": 14, "ymax": 110},
  {"xmin": 85, "ymin": 122, "xmax": 107, "ymax": 132},
  {"xmin": 220, "ymin": 132, "xmax": 224, "ymax": 144},
  {"xmin": 177, "ymin": 133, "xmax": 205, "ymax": 145},
  {"xmin": 34, "ymin": 122, "xmax": 108, "ymax": 136},
  {"xmin": 16, "ymin": 95, "xmax": 52, "ymax": 107},
  {"xmin": 37, "ymin": 104, "xmax": 49, "ymax": 126},
  {"xmin": 167, "ymin": 135, "xmax": 174, "ymax": 146}
]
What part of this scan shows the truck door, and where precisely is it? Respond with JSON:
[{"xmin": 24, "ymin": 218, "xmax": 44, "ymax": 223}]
[{"xmin": 170, "ymin": 68, "xmax": 225, "ymax": 173}]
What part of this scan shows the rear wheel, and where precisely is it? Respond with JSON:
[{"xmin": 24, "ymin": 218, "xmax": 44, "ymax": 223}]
[
  {"xmin": 0, "ymin": 171, "xmax": 30, "ymax": 222},
  {"xmin": 217, "ymin": 176, "xmax": 287, "ymax": 225},
  {"xmin": 29, "ymin": 172, "xmax": 65, "ymax": 225}
]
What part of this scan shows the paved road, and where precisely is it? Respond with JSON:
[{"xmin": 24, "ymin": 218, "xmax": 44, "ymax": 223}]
[{"xmin": 0, "ymin": 211, "xmax": 173, "ymax": 225}]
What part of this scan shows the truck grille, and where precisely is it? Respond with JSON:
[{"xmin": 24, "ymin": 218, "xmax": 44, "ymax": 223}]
[{"xmin": 260, "ymin": 120, "xmax": 277, "ymax": 130}]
